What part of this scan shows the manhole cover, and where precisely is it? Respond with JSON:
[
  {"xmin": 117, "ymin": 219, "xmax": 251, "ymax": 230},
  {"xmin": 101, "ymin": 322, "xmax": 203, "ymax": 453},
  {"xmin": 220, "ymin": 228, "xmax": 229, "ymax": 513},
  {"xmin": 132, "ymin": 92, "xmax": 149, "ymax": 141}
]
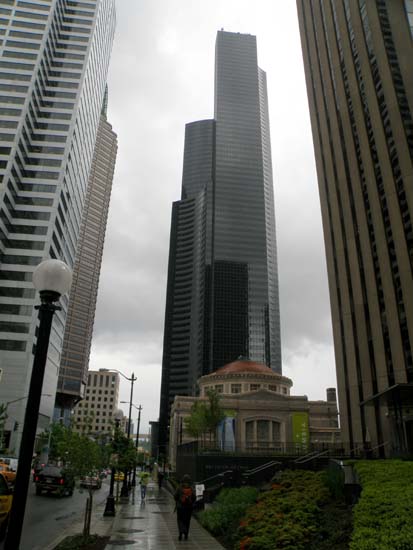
[
  {"xmin": 122, "ymin": 516, "xmax": 145, "ymax": 520},
  {"xmin": 117, "ymin": 529, "xmax": 144, "ymax": 534},
  {"xmin": 108, "ymin": 541, "xmax": 140, "ymax": 547}
]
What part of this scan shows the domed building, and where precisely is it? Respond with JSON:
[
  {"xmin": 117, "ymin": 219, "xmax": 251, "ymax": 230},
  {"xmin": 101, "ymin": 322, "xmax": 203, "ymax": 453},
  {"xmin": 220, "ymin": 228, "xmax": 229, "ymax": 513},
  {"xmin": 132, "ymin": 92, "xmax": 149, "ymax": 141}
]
[{"xmin": 169, "ymin": 359, "xmax": 340, "ymax": 471}]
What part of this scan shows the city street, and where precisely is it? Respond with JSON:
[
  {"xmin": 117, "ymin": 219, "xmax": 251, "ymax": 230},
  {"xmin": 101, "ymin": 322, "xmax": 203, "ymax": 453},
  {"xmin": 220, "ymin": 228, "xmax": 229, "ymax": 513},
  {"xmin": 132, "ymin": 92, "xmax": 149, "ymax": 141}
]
[{"xmin": 1, "ymin": 479, "xmax": 110, "ymax": 550}]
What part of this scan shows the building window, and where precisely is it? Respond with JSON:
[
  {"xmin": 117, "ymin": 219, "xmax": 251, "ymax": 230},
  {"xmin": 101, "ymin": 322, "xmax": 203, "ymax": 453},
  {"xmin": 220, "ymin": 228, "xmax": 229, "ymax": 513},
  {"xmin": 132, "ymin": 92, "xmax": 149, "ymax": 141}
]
[
  {"xmin": 272, "ymin": 421, "xmax": 280, "ymax": 442},
  {"xmin": 246, "ymin": 421, "xmax": 254, "ymax": 444},
  {"xmin": 250, "ymin": 384, "xmax": 260, "ymax": 391},
  {"xmin": 268, "ymin": 385, "xmax": 278, "ymax": 392},
  {"xmin": 282, "ymin": 387, "xmax": 287, "ymax": 395},
  {"xmin": 231, "ymin": 384, "xmax": 241, "ymax": 394},
  {"xmin": 214, "ymin": 384, "xmax": 223, "ymax": 393},
  {"xmin": 257, "ymin": 420, "xmax": 269, "ymax": 445}
]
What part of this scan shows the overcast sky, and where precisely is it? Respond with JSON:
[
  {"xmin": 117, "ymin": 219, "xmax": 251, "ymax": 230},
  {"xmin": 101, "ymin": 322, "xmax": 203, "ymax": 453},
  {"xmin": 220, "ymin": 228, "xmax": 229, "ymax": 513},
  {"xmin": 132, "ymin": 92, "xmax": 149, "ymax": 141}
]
[{"xmin": 89, "ymin": 0, "xmax": 337, "ymax": 435}]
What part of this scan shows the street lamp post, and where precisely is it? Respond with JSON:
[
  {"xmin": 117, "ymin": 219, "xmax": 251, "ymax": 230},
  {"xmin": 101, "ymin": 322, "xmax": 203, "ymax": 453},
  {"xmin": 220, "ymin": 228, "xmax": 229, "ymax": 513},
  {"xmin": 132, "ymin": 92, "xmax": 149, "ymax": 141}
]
[
  {"xmin": 101, "ymin": 368, "xmax": 137, "ymax": 498},
  {"xmin": 132, "ymin": 405, "xmax": 142, "ymax": 487},
  {"xmin": 121, "ymin": 403, "xmax": 142, "ymax": 487},
  {"xmin": 122, "ymin": 373, "xmax": 135, "ymax": 496},
  {"xmin": 5, "ymin": 259, "xmax": 72, "ymax": 550},
  {"xmin": 103, "ymin": 410, "xmax": 123, "ymax": 517}
]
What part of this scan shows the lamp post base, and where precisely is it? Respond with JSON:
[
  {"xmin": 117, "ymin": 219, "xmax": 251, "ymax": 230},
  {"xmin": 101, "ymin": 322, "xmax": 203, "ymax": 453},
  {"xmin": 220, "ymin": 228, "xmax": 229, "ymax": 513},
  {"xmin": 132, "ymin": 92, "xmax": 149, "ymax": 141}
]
[{"xmin": 103, "ymin": 495, "xmax": 116, "ymax": 517}]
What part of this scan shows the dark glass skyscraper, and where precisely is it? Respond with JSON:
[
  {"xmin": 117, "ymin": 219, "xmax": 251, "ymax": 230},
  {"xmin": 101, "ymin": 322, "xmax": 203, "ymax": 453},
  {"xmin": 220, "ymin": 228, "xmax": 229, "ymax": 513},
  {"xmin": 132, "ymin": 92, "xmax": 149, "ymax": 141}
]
[
  {"xmin": 297, "ymin": 0, "xmax": 413, "ymax": 455},
  {"xmin": 159, "ymin": 30, "xmax": 282, "ymax": 449}
]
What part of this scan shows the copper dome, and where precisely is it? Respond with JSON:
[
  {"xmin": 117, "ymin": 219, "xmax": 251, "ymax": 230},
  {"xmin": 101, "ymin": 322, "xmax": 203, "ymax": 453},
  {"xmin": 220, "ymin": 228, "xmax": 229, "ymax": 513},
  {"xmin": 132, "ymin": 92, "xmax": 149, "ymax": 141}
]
[{"xmin": 216, "ymin": 359, "xmax": 274, "ymax": 375}]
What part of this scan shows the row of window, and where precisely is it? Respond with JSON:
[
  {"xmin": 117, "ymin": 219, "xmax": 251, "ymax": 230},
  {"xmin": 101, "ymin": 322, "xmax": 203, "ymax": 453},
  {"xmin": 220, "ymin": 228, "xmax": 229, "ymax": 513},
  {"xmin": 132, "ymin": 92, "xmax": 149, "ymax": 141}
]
[{"xmin": 204, "ymin": 383, "xmax": 287, "ymax": 395}]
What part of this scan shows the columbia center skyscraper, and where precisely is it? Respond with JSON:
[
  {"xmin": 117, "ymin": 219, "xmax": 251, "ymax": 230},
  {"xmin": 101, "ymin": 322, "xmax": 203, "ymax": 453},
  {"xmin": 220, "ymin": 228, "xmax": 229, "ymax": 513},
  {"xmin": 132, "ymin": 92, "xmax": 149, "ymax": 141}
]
[
  {"xmin": 159, "ymin": 30, "xmax": 282, "ymax": 449},
  {"xmin": 0, "ymin": 0, "xmax": 116, "ymax": 453},
  {"xmin": 297, "ymin": 0, "xmax": 413, "ymax": 455}
]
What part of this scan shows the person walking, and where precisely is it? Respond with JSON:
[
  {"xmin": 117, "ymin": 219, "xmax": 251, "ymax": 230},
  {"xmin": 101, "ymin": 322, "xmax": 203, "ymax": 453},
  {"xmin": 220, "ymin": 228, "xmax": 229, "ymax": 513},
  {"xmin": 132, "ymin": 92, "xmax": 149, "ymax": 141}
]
[
  {"xmin": 174, "ymin": 474, "xmax": 195, "ymax": 541},
  {"xmin": 139, "ymin": 471, "xmax": 150, "ymax": 501}
]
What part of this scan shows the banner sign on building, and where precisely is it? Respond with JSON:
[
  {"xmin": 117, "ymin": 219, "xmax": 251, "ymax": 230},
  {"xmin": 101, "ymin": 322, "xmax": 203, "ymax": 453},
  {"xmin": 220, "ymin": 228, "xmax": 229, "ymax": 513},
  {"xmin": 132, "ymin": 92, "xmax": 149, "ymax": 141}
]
[
  {"xmin": 292, "ymin": 412, "xmax": 309, "ymax": 452},
  {"xmin": 217, "ymin": 413, "xmax": 236, "ymax": 452}
]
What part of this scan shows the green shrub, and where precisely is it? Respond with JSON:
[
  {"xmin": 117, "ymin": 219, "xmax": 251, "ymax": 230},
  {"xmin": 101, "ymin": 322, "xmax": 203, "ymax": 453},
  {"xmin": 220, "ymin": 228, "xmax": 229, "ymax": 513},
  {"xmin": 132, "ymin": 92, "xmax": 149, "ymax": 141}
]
[
  {"xmin": 236, "ymin": 470, "xmax": 330, "ymax": 550},
  {"xmin": 350, "ymin": 460, "xmax": 413, "ymax": 550},
  {"xmin": 198, "ymin": 486, "xmax": 259, "ymax": 539}
]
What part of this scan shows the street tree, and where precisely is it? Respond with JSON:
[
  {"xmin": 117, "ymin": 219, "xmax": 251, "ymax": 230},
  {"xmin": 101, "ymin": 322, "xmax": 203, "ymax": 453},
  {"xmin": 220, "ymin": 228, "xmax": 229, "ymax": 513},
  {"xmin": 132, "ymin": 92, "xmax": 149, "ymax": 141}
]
[
  {"xmin": 48, "ymin": 423, "xmax": 108, "ymax": 539},
  {"xmin": 184, "ymin": 389, "xmax": 225, "ymax": 446}
]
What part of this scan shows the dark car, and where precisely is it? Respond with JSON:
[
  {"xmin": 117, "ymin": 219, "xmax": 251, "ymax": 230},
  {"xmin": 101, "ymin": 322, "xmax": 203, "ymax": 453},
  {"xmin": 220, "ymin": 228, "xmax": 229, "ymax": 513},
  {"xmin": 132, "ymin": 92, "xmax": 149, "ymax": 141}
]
[{"xmin": 34, "ymin": 465, "xmax": 75, "ymax": 497}]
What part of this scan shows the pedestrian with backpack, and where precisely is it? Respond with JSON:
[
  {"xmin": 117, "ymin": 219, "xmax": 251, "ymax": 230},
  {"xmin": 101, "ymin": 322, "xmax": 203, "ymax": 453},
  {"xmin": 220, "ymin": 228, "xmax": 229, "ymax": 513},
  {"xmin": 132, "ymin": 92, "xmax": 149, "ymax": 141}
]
[{"xmin": 174, "ymin": 474, "xmax": 195, "ymax": 541}]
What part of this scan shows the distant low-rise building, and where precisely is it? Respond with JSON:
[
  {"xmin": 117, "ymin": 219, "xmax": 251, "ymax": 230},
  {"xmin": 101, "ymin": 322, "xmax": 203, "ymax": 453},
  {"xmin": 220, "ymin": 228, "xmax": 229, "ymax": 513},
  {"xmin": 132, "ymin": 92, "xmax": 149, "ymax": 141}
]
[
  {"xmin": 72, "ymin": 369, "xmax": 119, "ymax": 435},
  {"xmin": 169, "ymin": 359, "xmax": 340, "ymax": 470}
]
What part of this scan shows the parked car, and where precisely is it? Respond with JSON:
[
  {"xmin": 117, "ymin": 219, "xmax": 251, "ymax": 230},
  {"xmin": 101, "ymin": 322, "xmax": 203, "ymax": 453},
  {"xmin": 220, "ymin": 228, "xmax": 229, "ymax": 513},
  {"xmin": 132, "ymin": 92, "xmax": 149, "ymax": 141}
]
[
  {"xmin": 0, "ymin": 464, "xmax": 16, "ymax": 485},
  {"xmin": 80, "ymin": 473, "xmax": 102, "ymax": 490},
  {"xmin": 0, "ymin": 473, "xmax": 12, "ymax": 540},
  {"xmin": 34, "ymin": 465, "xmax": 75, "ymax": 497},
  {"xmin": 0, "ymin": 458, "xmax": 17, "ymax": 472}
]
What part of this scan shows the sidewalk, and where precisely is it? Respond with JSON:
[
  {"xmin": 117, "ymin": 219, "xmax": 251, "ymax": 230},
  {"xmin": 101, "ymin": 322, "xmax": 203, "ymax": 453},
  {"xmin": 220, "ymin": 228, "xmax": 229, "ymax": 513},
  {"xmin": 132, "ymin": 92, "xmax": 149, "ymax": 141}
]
[{"xmin": 48, "ymin": 480, "xmax": 225, "ymax": 549}]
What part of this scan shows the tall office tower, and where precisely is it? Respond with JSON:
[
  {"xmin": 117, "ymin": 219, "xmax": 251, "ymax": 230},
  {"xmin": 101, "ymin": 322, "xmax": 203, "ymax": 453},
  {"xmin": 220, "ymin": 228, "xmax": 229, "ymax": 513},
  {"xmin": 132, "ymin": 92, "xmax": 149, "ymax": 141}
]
[
  {"xmin": 72, "ymin": 369, "xmax": 119, "ymax": 436},
  {"xmin": 159, "ymin": 30, "xmax": 281, "ymax": 449},
  {"xmin": 55, "ymin": 90, "xmax": 118, "ymax": 424},
  {"xmin": 297, "ymin": 0, "xmax": 413, "ymax": 455},
  {"xmin": 0, "ymin": 0, "xmax": 116, "ymax": 454}
]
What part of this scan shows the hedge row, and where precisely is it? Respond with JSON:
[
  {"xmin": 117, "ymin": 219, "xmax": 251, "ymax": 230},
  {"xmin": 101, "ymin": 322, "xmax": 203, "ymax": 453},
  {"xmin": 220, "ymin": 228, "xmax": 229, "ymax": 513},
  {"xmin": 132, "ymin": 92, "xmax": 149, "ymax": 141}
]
[{"xmin": 350, "ymin": 460, "xmax": 413, "ymax": 550}]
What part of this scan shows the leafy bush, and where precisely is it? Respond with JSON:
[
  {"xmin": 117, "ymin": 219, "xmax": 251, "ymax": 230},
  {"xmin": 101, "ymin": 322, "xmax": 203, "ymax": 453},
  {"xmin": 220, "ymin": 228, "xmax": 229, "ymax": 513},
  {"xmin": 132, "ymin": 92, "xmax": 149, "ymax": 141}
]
[
  {"xmin": 198, "ymin": 486, "xmax": 259, "ymax": 541},
  {"xmin": 350, "ymin": 460, "xmax": 413, "ymax": 550},
  {"xmin": 236, "ymin": 470, "xmax": 330, "ymax": 550}
]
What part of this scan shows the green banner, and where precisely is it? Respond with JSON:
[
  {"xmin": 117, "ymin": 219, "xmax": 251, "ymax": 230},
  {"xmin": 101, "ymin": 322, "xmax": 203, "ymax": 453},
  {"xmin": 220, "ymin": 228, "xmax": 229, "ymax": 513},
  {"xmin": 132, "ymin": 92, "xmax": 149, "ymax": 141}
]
[{"xmin": 292, "ymin": 412, "xmax": 309, "ymax": 451}]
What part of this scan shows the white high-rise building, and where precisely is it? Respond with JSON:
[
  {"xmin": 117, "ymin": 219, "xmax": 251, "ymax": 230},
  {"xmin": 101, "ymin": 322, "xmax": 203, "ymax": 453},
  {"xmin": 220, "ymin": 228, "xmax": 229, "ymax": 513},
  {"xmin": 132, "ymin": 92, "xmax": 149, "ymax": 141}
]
[
  {"xmin": 0, "ymin": 0, "xmax": 116, "ymax": 454},
  {"xmin": 72, "ymin": 369, "xmax": 119, "ymax": 436}
]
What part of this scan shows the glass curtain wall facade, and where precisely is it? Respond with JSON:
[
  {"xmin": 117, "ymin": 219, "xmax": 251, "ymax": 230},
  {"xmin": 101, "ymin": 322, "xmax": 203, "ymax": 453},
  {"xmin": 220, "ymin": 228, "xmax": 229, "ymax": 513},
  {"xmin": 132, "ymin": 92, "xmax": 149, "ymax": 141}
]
[
  {"xmin": 159, "ymin": 31, "xmax": 282, "ymax": 449},
  {"xmin": 405, "ymin": 0, "xmax": 413, "ymax": 35},
  {"xmin": 55, "ymin": 92, "xmax": 118, "ymax": 424},
  {"xmin": 0, "ymin": 0, "xmax": 115, "ymax": 454},
  {"xmin": 297, "ymin": 0, "xmax": 413, "ymax": 455}
]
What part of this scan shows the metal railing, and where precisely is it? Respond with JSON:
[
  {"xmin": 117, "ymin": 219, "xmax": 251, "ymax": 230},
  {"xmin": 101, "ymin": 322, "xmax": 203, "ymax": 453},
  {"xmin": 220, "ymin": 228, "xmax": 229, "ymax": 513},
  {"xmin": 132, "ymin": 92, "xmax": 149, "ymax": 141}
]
[
  {"xmin": 242, "ymin": 460, "xmax": 281, "ymax": 485},
  {"xmin": 176, "ymin": 440, "xmax": 397, "ymax": 461},
  {"xmin": 178, "ymin": 440, "xmax": 368, "ymax": 457}
]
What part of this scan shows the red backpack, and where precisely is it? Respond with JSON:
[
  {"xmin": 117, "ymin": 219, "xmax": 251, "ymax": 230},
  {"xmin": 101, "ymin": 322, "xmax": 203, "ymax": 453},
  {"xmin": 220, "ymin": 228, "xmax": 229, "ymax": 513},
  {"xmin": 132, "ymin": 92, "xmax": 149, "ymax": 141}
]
[{"xmin": 180, "ymin": 486, "xmax": 193, "ymax": 506}]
